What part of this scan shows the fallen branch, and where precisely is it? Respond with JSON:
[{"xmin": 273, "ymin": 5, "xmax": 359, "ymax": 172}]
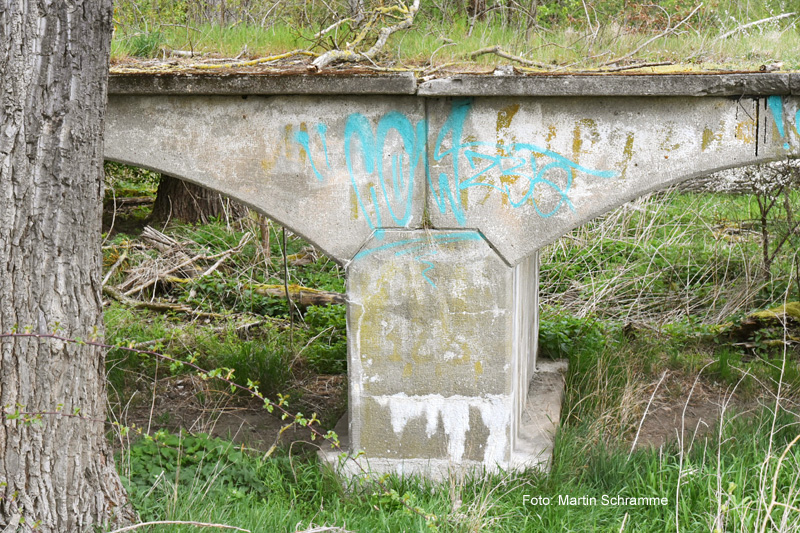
[
  {"xmin": 121, "ymin": 232, "xmax": 251, "ymax": 296},
  {"xmin": 102, "ymin": 250, "xmax": 128, "ymax": 287},
  {"xmin": 152, "ymin": 278, "xmax": 345, "ymax": 307},
  {"xmin": 106, "ymin": 196, "xmax": 154, "ymax": 207},
  {"xmin": 103, "ymin": 285, "xmax": 228, "ymax": 319},
  {"xmin": 251, "ymin": 284, "xmax": 346, "ymax": 307},
  {"xmin": 107, "ymin": 520, "xmax": 250, "ymax": 533},
  {"xmin": 130, "ymin": 317, "xmax": 276, "ymax": 350},
  {"xmin": 311, "ymin": 0, "xmax": 421, "ymax": 70},
  {"xmin": 190, "ymin": 50, "xmax": 318, "ymax": 70},
  {"xmin": 600, "ymin": 3, "xmax": 703, "ymax": 67},
  {"xmin": 716, "ymin": 12, "xmax": 796, "ymax": 41},
  {"xmin": 599, "ymin": 61, "xmax": 674, "ymax": 72},
  {"xmin": 470, "ymin": 45, "xmax": 549, "ymax": 68}
]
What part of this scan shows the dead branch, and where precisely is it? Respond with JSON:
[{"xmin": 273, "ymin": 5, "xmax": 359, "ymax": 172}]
[
  {"xmin": 103, "ymin": 285, "xmax": 228, "ymax": 319},
  {"xmin": 106, "ymin": 196, "xmax": 154, "ymax": 207},
  {"xmin": 251, "ymin": 284, "xmax": 346, "ymax": 307},
  {"xmin": 102, "ymin": 250, "xmax": 128, "ymax": 287},
  {"xmin": 600, "ymin": 3, "xmax": 703, "ymax": 67},
  {"xmin": 121, "ymin": 231, "xmax": 251, "ymax": 296},
  {"xmin": 107, "ymin": 520, "xmax": 250, "ymax": 533},
  {"xmin": 469, "ymin": 46, "xmax": 549, "ymax": 68},
  {"xmin": 130, "ymin": 317, "xmax": 276, "ymax": 350},
  {"xmin": 599, "ymin": 61, "xmax": 674, "ymax": 72},
  {"xmin": 311, "ymin": 0, "xmax": 421, "ymax": 70},
  {"xmin": 190, "ymin": 50, "xmax": 318, "ymax": 70},
  {"xmin": 716, "ymin": 12, "xmax": 796, "ymax": 41},
  {"xmin": 314, "ymin": 18, "xmax": 355, "ymax": 39}
]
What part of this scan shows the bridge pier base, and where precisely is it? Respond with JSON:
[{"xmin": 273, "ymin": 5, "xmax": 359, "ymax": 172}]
[{"xmin": 319, "ymin": 230, "xmax": 565, "ymax": 478}]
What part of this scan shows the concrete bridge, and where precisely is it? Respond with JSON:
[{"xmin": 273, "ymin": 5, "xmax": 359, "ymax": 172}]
[{"xmin": 105, "ymin": 72, "xmax": 800, "ymax": 476}]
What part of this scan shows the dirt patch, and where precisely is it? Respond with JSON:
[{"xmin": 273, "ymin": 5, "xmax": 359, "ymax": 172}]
[
  {"xmin": 631, "ymin": 372, "xmax": 754, "ymax": 450},
  {"xmin": 113, "ymin": 373, "xmax": 347, "ymax": 452}
]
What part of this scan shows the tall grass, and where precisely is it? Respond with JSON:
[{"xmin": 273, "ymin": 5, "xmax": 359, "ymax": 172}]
[
  {"xmin": 109, "ymin": 0, "xmax": 800, "ymax": 69},
  {"xmin": 540, "ymin": 186, "xmax": 800, "ymax": 324}
]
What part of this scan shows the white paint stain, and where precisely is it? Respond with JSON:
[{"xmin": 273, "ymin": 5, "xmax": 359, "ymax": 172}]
[{"xmin": 372, "ymin": 393, "xmax": 510, "ymax": 464}]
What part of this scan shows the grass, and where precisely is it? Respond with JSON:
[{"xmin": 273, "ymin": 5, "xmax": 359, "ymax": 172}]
[
  {"xmin": 108, "ymin": 0, "xmax": 800, "ymax": 71},
  {"xmin": 112, "ymin": 337, "xmax": 800, "ymax": 532}
]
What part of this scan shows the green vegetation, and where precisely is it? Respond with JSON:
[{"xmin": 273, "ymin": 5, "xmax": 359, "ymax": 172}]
[
  {"xmin": 109, "ymin": 0, "xmax": 800, "ymax": 70},
  {"xmin": 101, "ymin": 157, "xmax": 800, "ymax": 530}
]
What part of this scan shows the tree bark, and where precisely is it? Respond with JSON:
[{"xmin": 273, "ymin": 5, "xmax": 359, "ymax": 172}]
[
  {"xmin": 151, "ymin": 174, "xmax": 247, "ymax": 224},
  {"xmin": 0, "ymin": 2, "xmax": 134, "ymax": 531}
]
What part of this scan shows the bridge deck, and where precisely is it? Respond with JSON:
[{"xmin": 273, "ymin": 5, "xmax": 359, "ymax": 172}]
[{"xmin": 108, "ymin": 71, "xmax": 800, "ymax": 96}]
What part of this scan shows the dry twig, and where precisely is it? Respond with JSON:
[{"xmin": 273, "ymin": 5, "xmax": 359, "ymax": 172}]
[
  {"xmin": 311, "ymin": 0, "xmax": 421, "ymax": 69},
  {"xmin": 469, "ymin": 45, "xmax": 549, "ymax": 68},
  {"xmin": 107, "ymin": 521, "xmax": 250, "ymax": 533},
  {"xmin": 600, "ymin": 3, "xmax": 703, "ymax": 67}
]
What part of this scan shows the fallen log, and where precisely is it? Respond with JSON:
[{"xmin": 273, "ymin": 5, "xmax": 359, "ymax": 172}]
[{"xmin": 250, "ymin": 284, "xmax": 346, "ymax": 307}]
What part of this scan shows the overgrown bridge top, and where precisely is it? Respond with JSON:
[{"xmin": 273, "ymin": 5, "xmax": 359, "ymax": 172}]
[{"xmin": 108, "ymin": 71, "xmax": 800, "ymax": 97}]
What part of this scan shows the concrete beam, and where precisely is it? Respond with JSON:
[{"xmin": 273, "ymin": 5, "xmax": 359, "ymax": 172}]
[
  {"xmin": 418, "ymin": 73, "xmax": 797, "ymax": 97},
  {"xmin": 108, "ymin": 72, "xmax": 800, "ymax": 97},
  {"xmin": 108, "ymin": 72, "xmax": 418, "ymax": 95}
]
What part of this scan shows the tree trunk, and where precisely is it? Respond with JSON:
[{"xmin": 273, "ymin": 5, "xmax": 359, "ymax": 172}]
[
  {"xmin": 151, "ymin": 174, "xmax": 247, "ymax": 224},
  {"xmin": 0, "ymin": 2, "xmax": 134, "ymax": 531}
]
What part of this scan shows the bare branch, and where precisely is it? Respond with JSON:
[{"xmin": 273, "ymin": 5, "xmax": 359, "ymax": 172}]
[
  {"xmin": 107, "ymin": 520, "xmax": 251, "ymax": 533},
  {"xmin": 600, "ymin": 3, "xmax": 703, "ymax": 67},
  {"xmin": 717, "ymin": 12, "xmax": 796, "ymax": 41},
  {"xmin": 191, "ymin": 50, "xmax": 318, "ymax": 70},
  {"xmin": 599, "ymin": 61, "xmax": 674, "ymax": 72},
  {"xmin": 470, "ymin": 45, "xmax": 549, "ymax": 68},
  {"xmin": 312, "ymin": 0, "xmax": 421, "ymax": 69}
]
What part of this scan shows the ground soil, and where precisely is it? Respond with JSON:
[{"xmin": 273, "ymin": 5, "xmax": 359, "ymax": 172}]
[
  {"xmin": 632, "ymin": 372, "xmax": 758, "ymax": 450},
  {"xmin": 112, "ymin": 373, "xmax": 347, "ymax": 453}
]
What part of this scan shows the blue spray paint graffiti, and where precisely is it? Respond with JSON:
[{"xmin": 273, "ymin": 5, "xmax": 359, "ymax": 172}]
[
  {"xmin": 294, "ymin": 99, "xmax": 619, "ymax": 284},
  {"xmin": 767, "ymin": 96, "xmax": 791, "ymax": 150},
  {"xmin": 353, "ymin": 231, "xmax": 483, "ymax": 288},
  {"xmin": 766, "ymin": 95, "xmax": 800, "ymax": 150},
  {"xmin": 296, "ymin": 99, "xmax": 619, "ymax": 227},
  {"xmin": 430, "ymin": 100, "xmax": 617, "ymax": 225}
]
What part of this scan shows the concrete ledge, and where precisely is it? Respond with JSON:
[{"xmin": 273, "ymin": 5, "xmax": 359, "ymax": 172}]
[
  {"xmin": 107, "ymin": 72, "xmax": 418, "ymax": 95},
  {"xmin": 319, "ymin": 359, "xmax": 568, "ymax": 480},
  {"xmin": 418, "ymin": 73, "xmax": 797, "ymax": 97},
  {"xmin": 108, "ymin": 72, "xmax": 800, "ymax": 97},
  {"xmin": 511, "ymin": 359, "xmax": 568, "ymax": 470}
]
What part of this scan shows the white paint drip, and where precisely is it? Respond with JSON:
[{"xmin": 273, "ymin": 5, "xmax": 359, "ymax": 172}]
[{"xmin": 372, "ymin": 393, "xmax": 510, "ymax": 464}]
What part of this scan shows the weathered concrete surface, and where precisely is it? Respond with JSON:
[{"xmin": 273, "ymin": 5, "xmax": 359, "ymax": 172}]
[
  {"xmin": 108, "ymin": 72, "xmax": 417, "ymax": 95},
  {"xmin": 418, "ymin": 73, "xmax": 800, "ymax": 96},
  {"xmin": 106, "ymin": 87, "xmax": 800, "ymax": 264},
  {"xmin": 320, "ymin": 359, "xmax": 566, "ymax": 478},
  {"xmin": 105, "ymin": 94, "xmax": 426, "ymax": 261},
  {"xmin": 104, "ymin": 74, "xmax": 800, "ymax": 476},
  {"xmin": 108, "ymin": 72, "xmax": 800, "ymax": 96},
  {"xmin": 347, "ymin": 230, "xmax": 515, "ymax": 465},
  {"xmin": 424, "ymin": 95, "xmax": 799, "ymax": 263}
]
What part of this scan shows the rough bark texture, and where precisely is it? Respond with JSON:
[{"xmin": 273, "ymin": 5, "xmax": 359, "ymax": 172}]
[
  {"xmin": 0, "ymin": 2, "xmax": 134, "ymax": 531},
  {"xmin": 151, "ymin": 174, "xmax": 247, "ymax": 224}
]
